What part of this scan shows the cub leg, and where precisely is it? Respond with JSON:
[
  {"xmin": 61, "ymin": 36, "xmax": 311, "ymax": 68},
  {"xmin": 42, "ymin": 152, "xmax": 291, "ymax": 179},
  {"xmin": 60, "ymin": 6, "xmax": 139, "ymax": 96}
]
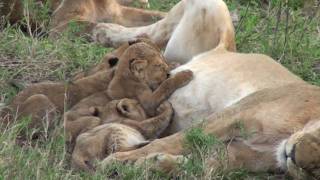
[
  {"xmin": 122, "ymin": 101, "xmax": 173, "ymax": 139},
  {"xmin": 139, "ymin": 70, "xmax": 193, "ymax": 116}
]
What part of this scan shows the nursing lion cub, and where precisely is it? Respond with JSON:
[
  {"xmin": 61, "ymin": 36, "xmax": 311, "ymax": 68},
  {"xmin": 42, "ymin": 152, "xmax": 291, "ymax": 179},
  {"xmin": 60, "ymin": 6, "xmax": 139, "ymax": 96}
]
[
  {"xmin": 71, "ymin": 99, "xmax": 173, "ymax": 172},
  {"xmin": 64, "ymin": 40, "xmax": 192, "ymax": 150}
]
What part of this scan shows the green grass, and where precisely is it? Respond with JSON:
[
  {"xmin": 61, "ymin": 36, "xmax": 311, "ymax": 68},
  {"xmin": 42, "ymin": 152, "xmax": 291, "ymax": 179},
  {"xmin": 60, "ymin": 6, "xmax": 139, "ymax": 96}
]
[
  {"xmin": 0, "ymin": 0, "xmax": 319, "ymax": 179},
  {"xmin": 226, "ymin": 0, "xmax": 320, "ymax": 85}
]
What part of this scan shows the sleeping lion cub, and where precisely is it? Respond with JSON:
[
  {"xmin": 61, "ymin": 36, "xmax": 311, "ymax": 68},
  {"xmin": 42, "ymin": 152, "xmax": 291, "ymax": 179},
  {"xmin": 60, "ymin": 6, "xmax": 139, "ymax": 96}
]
[{"xmin": 71, "ymin": 99, "xmax": 173, "ymax": 172}]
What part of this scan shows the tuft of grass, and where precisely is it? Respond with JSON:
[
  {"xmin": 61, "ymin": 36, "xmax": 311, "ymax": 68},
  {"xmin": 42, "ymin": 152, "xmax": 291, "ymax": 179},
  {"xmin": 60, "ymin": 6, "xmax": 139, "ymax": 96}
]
[{"xmin": 182, "ymin": 128, "xmax": 225, "ymax": 177}]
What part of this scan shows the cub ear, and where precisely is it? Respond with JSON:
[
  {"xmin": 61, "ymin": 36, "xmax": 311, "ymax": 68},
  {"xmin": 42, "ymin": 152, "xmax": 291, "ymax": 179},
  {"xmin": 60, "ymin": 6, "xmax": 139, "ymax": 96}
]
[
  {"xmin": 89, "ymin": 107, "xmax": 99, "ymax": 117},
  {"xmin": 130, "ymin": 59, "xmax": 148, "ymax": 74},
  {"xmin": 108, "ymin": 57, "xmax": 119, "ymax": 67}
]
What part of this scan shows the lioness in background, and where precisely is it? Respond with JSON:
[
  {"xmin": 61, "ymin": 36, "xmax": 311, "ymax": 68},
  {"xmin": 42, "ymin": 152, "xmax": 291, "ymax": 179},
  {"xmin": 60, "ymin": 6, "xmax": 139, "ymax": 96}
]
[{"xmin": 50, "ymin": 0, "xmax": 165, "ymax": 36}]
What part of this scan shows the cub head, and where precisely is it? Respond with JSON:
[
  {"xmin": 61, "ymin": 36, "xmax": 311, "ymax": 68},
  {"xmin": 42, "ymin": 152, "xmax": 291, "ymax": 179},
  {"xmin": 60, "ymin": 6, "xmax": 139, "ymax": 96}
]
[
  {"xmin": 90, "ymin": 98, "xmax": 147, "ymax": 123},
  {"xmin": 100, "ymin": 37, "xmax": 161, "ymax": 69},
  {"xmin": 73, "ymin": 37, "xmax": 160, "ymax": 80},
  {"xmin": 277, "ymin": 120, "xmax": 320, "ymax": 179},
  {"xmin": 110, "ymin": 40, "xmax": 169, "ymax": 94}
]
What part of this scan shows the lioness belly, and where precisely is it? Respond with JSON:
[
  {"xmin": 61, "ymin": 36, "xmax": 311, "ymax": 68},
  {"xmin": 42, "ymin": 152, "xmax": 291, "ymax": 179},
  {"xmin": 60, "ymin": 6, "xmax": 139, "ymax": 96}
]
[{"xmin": 168, "ymin": 51, "xmax": 304, "ymax": 133}]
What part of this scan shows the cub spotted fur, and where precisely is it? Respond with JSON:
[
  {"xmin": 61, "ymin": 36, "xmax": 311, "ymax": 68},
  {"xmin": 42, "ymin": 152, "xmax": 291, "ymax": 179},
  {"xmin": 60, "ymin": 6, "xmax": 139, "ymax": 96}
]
[{"xmin": 71, "ymin": 100, "xmax": 173, "ymax": 172}]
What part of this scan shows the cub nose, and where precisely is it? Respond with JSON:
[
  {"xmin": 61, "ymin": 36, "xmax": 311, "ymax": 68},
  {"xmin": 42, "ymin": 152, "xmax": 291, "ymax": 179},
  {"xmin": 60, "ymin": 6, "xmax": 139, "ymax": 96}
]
[{"xmin": 167, "ymin": 73, "xmax": 170, "ymax": 78}]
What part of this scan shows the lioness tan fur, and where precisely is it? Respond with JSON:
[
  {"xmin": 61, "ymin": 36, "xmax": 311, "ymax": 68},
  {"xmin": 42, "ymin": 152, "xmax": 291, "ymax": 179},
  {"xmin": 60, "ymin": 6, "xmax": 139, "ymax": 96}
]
[
  {"xmin": 98, "ymin": 45, "xmax": 320, "ymax": 179},
  {"xmin": 93, "ymin": 0, "xmax": 236, "ymax": 63},
  {"xmin": 50, "ymin": 0, "xmax": 165, "ymax": 36},
  {"xmin": 64, "ymin": 41, "xmax": 192, "ymax": 150},
  {"xmin": 102, "ymin": 83, "xmax": 320, "ymax": 179},
  {"xmin": 71, "ymin": 100, "xmax": 173, "ymax": 172}
]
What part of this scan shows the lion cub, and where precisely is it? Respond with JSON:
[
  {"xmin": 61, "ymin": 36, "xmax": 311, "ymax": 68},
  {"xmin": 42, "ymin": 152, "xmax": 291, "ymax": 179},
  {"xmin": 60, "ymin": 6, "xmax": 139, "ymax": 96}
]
[
  {"xmin": 64, "ymin": 40, "xmax": 193, "ymax": 149},
  {"xmin": 71, "ymin": 99, "xmax": 173, "ymax": 172}
]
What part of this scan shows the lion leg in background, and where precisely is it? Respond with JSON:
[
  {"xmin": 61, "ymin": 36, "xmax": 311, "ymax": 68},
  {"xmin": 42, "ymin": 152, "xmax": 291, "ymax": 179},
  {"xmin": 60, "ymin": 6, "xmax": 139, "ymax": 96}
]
[
  {"xmin": 50, "ymin": 0, "xmax": 165, "ymax": 36},
  {"xmin": 93, "ymin": 1, "xmax": 185, "ymax": 48},
  {"xmin": 116, "ymin": 6, "xmax": 165, "ymax": 27},
  {"xmin": 117, "ymin": 0, "xmax": 149, "ymax": 7}
]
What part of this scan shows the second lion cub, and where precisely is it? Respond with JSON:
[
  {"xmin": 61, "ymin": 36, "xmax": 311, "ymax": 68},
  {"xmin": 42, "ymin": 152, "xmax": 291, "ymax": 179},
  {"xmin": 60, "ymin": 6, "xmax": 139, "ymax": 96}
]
[{"xmin": 71, "ymin": 99, "xmax": 173, "ymax": 172}]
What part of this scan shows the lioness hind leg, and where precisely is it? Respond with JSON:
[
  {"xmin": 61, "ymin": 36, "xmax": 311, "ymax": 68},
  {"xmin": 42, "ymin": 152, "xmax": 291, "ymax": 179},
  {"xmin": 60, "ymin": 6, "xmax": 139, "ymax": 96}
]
[
  {"xmin": 207, "ymin": 140, "xmax": 278, "ymax": 172},
  {"xmin": 118, "ymin": 6, "xmax": 166, "ymax": 27}
]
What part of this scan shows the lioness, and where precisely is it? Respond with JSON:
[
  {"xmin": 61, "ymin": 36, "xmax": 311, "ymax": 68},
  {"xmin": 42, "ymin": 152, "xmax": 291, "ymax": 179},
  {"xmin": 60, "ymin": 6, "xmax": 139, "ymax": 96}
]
[
  {"xmin": 71, "ymin": 100, "xmax": 173, "ymax": 172},
  {"xmin": 102, "ymin": 83, "xmax": 320, "ymax": 179},
  {"xmin": 64, "ymin": 41, "xmax": 192, "ymax": 150},
  {"xmin": 93, "ymin": 0, "xmax": 236, "ymax": 63},
  {"xmin": 98, "ymin": 45, "xmax": 320, "ymax": 179},
  {"xmin": 50, "ymin": 0, "xmax": 165, "ymax": 36}
]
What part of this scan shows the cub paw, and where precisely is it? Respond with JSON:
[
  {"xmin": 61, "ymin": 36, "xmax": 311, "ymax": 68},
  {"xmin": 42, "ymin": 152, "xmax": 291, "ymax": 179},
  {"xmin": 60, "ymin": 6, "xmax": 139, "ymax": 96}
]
[
  {"xmin": 156, "ymin": 101, "xmax": 173, "ymax": 114},
  {"xmin": 174, "ymin": 70, "xmax": 194, "ymax": 87}
]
